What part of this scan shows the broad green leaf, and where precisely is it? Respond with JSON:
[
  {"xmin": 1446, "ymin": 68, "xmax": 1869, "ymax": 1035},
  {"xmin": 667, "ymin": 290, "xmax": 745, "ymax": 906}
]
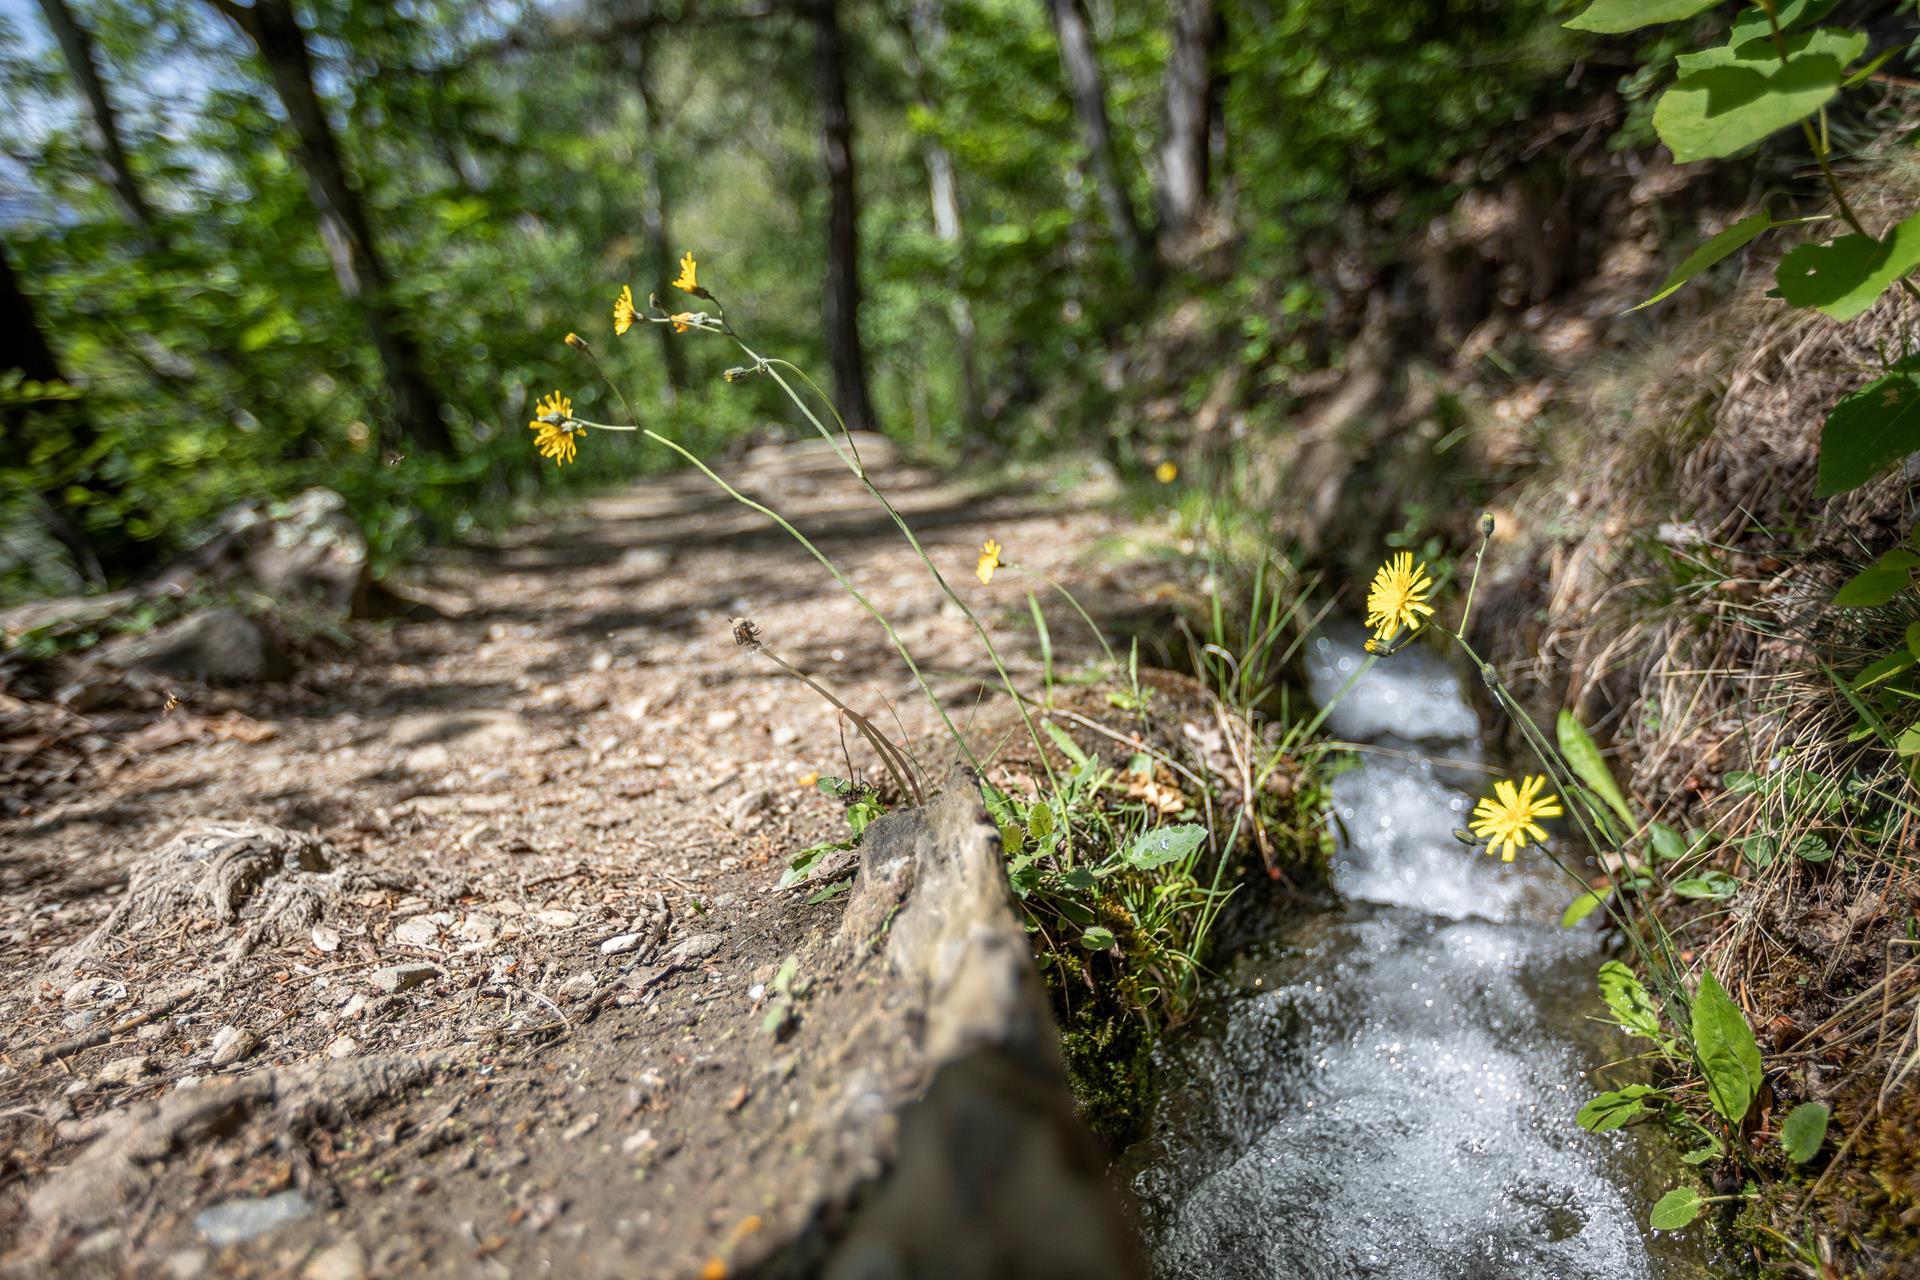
[
  {"xmin": 1832, "ymin": 548, "xmax": 1920, "ymax": 606},
  {"xmin": 1654, "ymin": 52, "xmax": 1848, "ymax": 163},
  {"xmin": 1819, "ymin": 365, "xmax": 1920, "ymax": 497},
  {"xmin": 1564, "ymin": 0, "xmax": 1716, "ymax": 34},
  {"xmin": 1777, "ymin": 213, "xmax": 1920, "ymax": 321},
  {"xmin": 1630, "ymin": 213, "xmax": 1774, "ymax": 311},
  {"xmin": 1598, "ymin": 960, "xmax": 1663, "ymax": 1040},
  {"xmin": 1651, "ymin": 1186, "xmax": 1705, "ymax": 1230},
  {"xmin": 1671, "ymin": 871, "xmax": 1739, "ymax": 899},
  {"xmin": 1855, "ymin": 649, "xmax": 1918, "ymax": 687},
  {"xmin": 1692, "ymin": 969, "xmax": 1763, "ymax": 1125},
  {"xmin": 1561, "ymin": 889, "xmax": 1610, "ymax": 928},
  {"xmin": 1027, "ymin": 799, "xmax": 1055, "ymax": 841},
  {"xmin": 1794, "ymin": 834, "xmax": 1834, "ymax": 862},
  {"xmin": 1677, "ymin": 26, "xmax": 1866, "ymax": 76},
  {"xmin": 1901, "ymin": 724, "xmax": 1920, "ymax": 758},
  {"xmin": 1907, "ymin": 621, "xmax": 1920, "ymax": 659},
  {"xmin": 1558, "ymin": 710, "xmax": 1636, "ymax": 827},
  {"xmin": 1727, "ymin": 0, "xmax": 1839, "ymax": 44},
  {"xmin": 805, "ymin": 877, "xmax": 851, "ymax": 904},
  {"xmin": 1648, "ymin": 822, "xmax": 1688, "ymax": 862},
  {"xmin": 1779, "ymin": 1101, "xmax": 1830, "ymax": 1162},
  {"xmin": 1080, "ymin": 925, "xmax": 1116, "ymax": 949},
  {"xmin": 1742, "ymin": 834, "xmax": 1778, "ymax": 866},
  {"xmin": 1578, "ymin": 1084, "xmax": 1657, "ymax": 1132},
  {"xmin": 1125, "ymin": 823, "xmax": 1207, "ymax": 870}
]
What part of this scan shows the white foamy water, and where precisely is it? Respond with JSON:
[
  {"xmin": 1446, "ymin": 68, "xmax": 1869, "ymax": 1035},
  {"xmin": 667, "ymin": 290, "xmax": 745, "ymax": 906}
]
[{"xmin": 1127, "ymin": 628, "xmax": 1709, "ymax": 1280}]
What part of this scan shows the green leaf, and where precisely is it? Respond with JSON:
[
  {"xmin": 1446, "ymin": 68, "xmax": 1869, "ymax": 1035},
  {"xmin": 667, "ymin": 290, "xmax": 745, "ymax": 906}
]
[
  {"xmin": 1563, "ymin": 0, "xmax": 1717, "ymax": 33},
  {"xmin": 1742, "ymin": 834, "xmax": 1778, "ymax": 867},
  {"xmin": 1080, "ymin": 925, "xmax": 1116, "ymax": 949},
  {"xmin": 1671, "ymin": 870, "xmax": 1740, "ymax": 899},
  {"xmin": 1654, "ymin": 50, "xmax": 1848, "ymax": 164},
  {"xmin": 805, "ymin": 877, "xmax": 852, "ymax": 904},
  {"xmin": 1727, "ymin": 0, "xmax": 1839, "ymax": 44},
  {"xmin": 1561, "ymin": 889, "xmax": 1610, "ymax": 928},
  {"xmin": 1558, "ymin": 711, "xmax": 1636, "ymax": 827},
  {"xmin": 1027, "ymin": 799, "xmax": 1055, "ymax": 841},
  {"xmin": 1598, "ymin": 960, "xmax": 1663, "ymax": 1040},
  {"xmin": 1631, "ymin": 213, "xmax": 1775, "ymax": 311},
  {"xmin": 1676, "ymin": 26, "xmax": 1866, "ymax": 76},
  {"xmin": 1855, "ymin": 649, "xmax": 1918, "ymax": 687},
  {"xmin": 1907, "ymin": 621, "xmax": 1920, "ymax": 659},
  {"xmin": 1578, "ymin": 1084, "xmax": 1657, "ymax": 1133},
  {"xmin": 1777, "ymin": 213, "xmax": 1920, "ymax": 322},
  {"xmin": 1651, "ymin": 1186, "xmax": 1705, "ymax": 1230},
  {"xmin": 1834, "ymin": 549, "xmax": 1920, "ymax": 606},
  {"xmin": 1125, "ymin": 823, "xmax": 1207, "ymax": 870},
  {"xmin": 1648, "ymin": 822, "xmax": 1688, "ymax": 862},
  {"xmin": 1042, "ymin": 720, "xmax": 1090, "ymax": 768},
  {"xmin": 1692, "ymin": 969, "xmax": 1764, "ymax": 1126},
  {"xmin": 1780, "ymin": 1101, "xmax": 1831, "ymax": 1162},
  {"xmin": 1794, "ymin": 834, "xmax": 1834, "ymax": 863},
  {"xmin": 1819, "ymin": 366, "xmax": 1920, "ymax": 498}
]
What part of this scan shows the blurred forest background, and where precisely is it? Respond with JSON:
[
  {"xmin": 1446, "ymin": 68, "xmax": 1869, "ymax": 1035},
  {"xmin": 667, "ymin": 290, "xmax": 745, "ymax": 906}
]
[{"xmin": 0, "ymin": 0, "xmax": 1593, "ymax": 601}]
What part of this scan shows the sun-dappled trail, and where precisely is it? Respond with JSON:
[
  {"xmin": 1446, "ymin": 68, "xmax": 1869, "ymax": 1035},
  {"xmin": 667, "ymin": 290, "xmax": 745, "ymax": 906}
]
[{"xmin": 0, "ymin": 437, "xmax": 1146, "ymax": 1277}]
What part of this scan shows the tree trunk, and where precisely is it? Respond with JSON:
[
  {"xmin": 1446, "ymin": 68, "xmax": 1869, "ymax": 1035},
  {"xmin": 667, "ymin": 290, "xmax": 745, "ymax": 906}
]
[
  {"xmin": 206, "ymin": 0, "xmax": 452, "ymax": 455},
  {"xmin": 1043, "ymin": 0, "xmax": 1158, "ymax": 289},
  {"xmin": 806, "ymin": 0, "xmax": 877, "ymax": 432},
  {"xmin": 1, "ymin": 242, "xmax": 109, "ymax": 583},
  {"xmin": 1155, "ymin": 0, "xmax": 1216, "ymax": 242},
  {"xmin": 623, "ymin": 15, "xmax": 686, "ymax": 402},
  {"xmin": 900, "ymin": 0, "xmax": 983, "ymax": 433},
  {"xmin": 36, "ymin": 0, "xmax": 161, "ymax": 247}
]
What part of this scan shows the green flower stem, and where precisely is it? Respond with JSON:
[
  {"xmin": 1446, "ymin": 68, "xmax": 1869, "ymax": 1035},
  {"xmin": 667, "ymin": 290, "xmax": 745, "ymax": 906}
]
[{"xmin": 1011, "ymin": 564, "xmax": 1118, "ymax": 669}]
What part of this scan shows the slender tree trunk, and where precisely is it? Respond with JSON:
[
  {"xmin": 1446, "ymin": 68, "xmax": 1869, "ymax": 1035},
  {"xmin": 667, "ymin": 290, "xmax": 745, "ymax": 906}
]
[
  {"xmin": 1043, "ymin": 0, "xmax": 1158, "ymax": 288},
  {"xmin": 1, "ymin": 243, "xmax": 108, "ymax": 583},
  {"xmin": 624, "ymin": 17, "xmax": 686, "ymax": 402},
  {"xmin": 1156, "ymin": 0, "xmax": 1216, "ymax": 242},
  {"xmin": 36, "ymin": 0, "xmax": 161, "ymax": 247},
  {"xmin": 206, "ymin": 0, "xmax": 452, "ymax": 455},
  {"xmin": 805, "ymin": 0, "xmax": 876, "ymax": 432},
  {"xmin": 900, "ymin": 0, "xmax": 982, "ymax": 433}
]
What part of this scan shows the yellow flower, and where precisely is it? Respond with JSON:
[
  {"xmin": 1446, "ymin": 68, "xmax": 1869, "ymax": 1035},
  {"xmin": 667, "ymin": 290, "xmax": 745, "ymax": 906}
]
[
  {"xmin": 976, "ymin": 539, "xmax": 1002, "ymax": 585},
  {"xmin": 1468, "ymin": 775, "xmax": 1564, "ymax": 862},
  {"xmin": 670, "ymin": 312, "xmax": 696, "ymax": 333},
  {"xmin": 1364, "ymin": 551, "xmax": 1436, "ymax": 642},
  {"xmin": 672, "ymin": 252, "xmax": 698, "ymax": 292},
  {"xmin": 1155, "ymin": 460, "xmax": 1178, "ymax": 484},
  {"xmin": 531, "ymin": 422, "xmax": 583, "ymax": 466},
  {"xmin": 528, "ymin": 391, "xmax": 581, "ymax": 466},
  {"xmin": 614, "ymin": 286, "xmax": 638, "ymax": 336}
]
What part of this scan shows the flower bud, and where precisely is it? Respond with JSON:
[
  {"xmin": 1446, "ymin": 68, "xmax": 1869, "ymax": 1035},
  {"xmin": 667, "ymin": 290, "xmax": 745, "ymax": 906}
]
[
  {"xmin": 1479, "ymin": 511, "xmax": 1496, "ymax": 537},
  {"xmin": 565, "ymin": 332, "xmax": 590, "ymax": 352}
]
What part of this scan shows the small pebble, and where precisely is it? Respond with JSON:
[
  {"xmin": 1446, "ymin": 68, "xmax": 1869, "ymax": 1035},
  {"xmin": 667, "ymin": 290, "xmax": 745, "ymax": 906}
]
[
  {"xmin": 96, "ymin": 1055, "xmax": 150, "ymax": 1085},
  {"xmin": 600, "ymin": 933, "xmax": 645, "ymax": 956},
  {"xmin": 371, "ymin": 963, "xmax": 440, "ymax": 994}
]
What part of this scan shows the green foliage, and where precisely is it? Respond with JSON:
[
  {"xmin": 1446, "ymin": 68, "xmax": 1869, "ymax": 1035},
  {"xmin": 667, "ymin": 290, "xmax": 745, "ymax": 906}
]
[
  {"xmin": 1780, "ymin": 1100, "xmax": 1831, "ymax": 1162},
  {"xmin": 1577, "ymin": 1084, "xmax": 1658, "ymax": 1133},
  {"xmin": 1818, "ymin": 366, "xmax": 1920, "ymax": 498},
  {"xmin": 1598, "ymin": 959, "xmax": 1665, "ymax": 1043},
  {"xmin": 1692, "ymin": 968, "xmax": 1764, "ymax": 1127},
  {"xmin": 1650, "ymin": 1185, "xmax": 1706, "ymax": 1230},
  {"xmin": 1557, "ymin": 710, "xmax": 1635, "ymax": 828}
]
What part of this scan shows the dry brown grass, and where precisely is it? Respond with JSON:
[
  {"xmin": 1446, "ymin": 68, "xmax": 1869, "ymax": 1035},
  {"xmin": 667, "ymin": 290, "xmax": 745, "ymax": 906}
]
[{"xmin": 1477, "ymin": 149, "xmax": 1920, "ymax": 1275}]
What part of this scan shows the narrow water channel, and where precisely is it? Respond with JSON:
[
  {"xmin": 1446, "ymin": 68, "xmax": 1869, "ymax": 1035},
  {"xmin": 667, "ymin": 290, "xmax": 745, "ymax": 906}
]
[{"xmin": 1121, "ymin": 627, "xmax": 1715, "ymax": 1279}]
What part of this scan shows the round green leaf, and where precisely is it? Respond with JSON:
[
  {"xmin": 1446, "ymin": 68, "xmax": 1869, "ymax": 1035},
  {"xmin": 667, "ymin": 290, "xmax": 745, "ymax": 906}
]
[
  {"xmin": 1780, "ymin": 1101, "xmax": 1831, "ymax": 1162},
  {"xmin": 1650, "ymin": 1186, "xmax": 1705, "ymax": 1230},
  {"xmin": 1080, "ymin": 926, "xmax": 1116, "ymax": 950}
]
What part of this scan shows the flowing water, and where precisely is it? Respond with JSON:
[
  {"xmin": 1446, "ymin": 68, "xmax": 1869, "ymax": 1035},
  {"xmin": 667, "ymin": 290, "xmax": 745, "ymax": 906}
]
[{"xmin": 1122, "ymin": 627, "xmax": 1716, "ymax": 1280}]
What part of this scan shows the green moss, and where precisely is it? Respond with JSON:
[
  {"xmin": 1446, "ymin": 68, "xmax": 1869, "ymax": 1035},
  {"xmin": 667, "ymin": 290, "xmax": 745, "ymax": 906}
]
[{"xmin": 1057, "ymin": 998, "xmax": 1156, "ymax": 1152}]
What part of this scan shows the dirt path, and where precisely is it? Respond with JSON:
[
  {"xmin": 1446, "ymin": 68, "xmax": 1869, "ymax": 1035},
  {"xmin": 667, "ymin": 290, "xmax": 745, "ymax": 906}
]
[{"xmin": 0, "ymin": 437, "xmax": 1143, "ymax": 1278}]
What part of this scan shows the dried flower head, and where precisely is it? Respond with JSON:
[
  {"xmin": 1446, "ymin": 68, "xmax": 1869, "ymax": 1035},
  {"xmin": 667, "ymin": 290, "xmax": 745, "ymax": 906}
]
[
  {"xmin": 1468, "ymin": 775, "xmax": 1564, "ymax": 862},
  {"xmin": 614, "ymin": 286, "xmax": 638, "ymax": 336},
  {"xmin": 1364, "ymin": 552, "xmax": 1435, "ymax": 643},
  {"xmin": 976, "ymin": 539, "xmax": 1003, "ymax": 585}
]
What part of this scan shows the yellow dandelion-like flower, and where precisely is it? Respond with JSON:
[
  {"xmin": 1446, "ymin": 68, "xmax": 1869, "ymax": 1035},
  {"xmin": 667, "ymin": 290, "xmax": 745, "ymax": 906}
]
[
  {"xmin": 528, "ymin": 391, "xmax": 582, "ymax": 466},
  {"xmin": 1468, "ymin": 775, "xmax": 1564, "ymax": 862},
  {"xmin": 1155, "ymin": 460, "xmax": 1178, "ymax": 484},
  {"xmin": 976, "ymin": 539, "xmax": 1003, "ymax": 585},
  {"xmin": 613, "ymin": 286, "xmax": 638, "ymax": 336},
  {"xmin": 531, "ymin": 422, "xmax": 583, "ymax": 466},
  {"xmin": 672, "ymin": 252, "xmax": 698, "ymax": 292},
  {"xmin": 670, "ymin": 312, "xmax": 696, "ymax": 333},
  {"xmin": 1364, "ymin": 551, "xmax": 1436, "ymax": 642}
]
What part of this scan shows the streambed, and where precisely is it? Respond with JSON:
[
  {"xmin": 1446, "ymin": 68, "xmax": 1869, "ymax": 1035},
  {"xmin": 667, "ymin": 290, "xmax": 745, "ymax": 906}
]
[{"xmin": 1122, "ymin": 627, "xmax": 1715, "ymax": 1279}]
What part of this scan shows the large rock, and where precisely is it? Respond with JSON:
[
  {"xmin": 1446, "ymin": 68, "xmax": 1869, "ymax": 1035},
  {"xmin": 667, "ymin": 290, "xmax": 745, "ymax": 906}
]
[
  {"xmin": 100, "ymin": 608, "xmax": 289, "ymax": 684},
  {"xmin": 157, "ymin": 488, "xmax": 370, "ymax": 618}
]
